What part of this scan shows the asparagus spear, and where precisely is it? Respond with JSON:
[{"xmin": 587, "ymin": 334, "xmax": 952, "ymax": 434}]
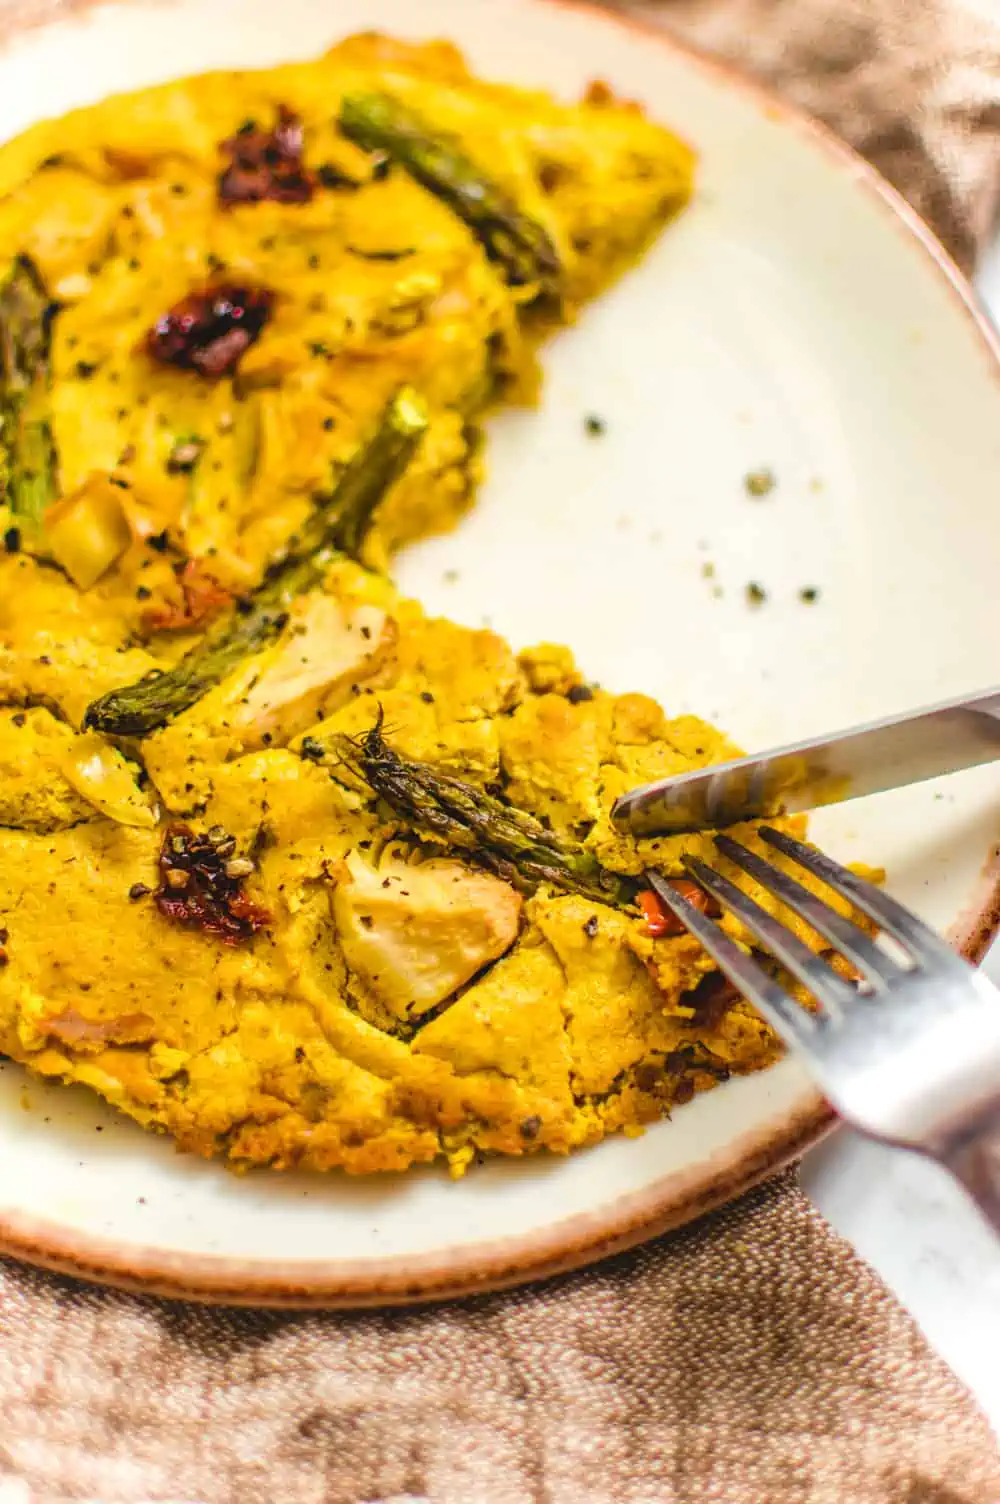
[
  {"xmin": 84, "ymin": 387, "xmax": 428, "ymax": 738},
  {"xmin": 10, "ymin": 414, "xmax": 57, "ymax": 528},
  {"xmin": 0, "ymin": 256, "xmax": 57, "ymax": 530},
  {"xmin": 332, "ymin": 715, "xmax": 636, "ymax": 907},
  {"xmin": 339, "ymin": 92, "xmax": 561, "ymax": 298},
  {"xmin": 0, "ymin": 256, "xmax": 49, "ymax": 402}
]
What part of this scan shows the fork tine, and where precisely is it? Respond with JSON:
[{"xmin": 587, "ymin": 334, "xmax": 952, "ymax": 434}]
[
  {"xmin": 644, "ymin": 871, "xmax": 822, "ymax": 1045},
  {"xmin": 758, "ymin": 826, "xmax": 959, "ymax": 966},
  {"xmin": 715, "ymin": 834, "xmax": 903, "ymax": 988},
  {"xmin": 682, "ymin": 857, "xmax": 859, "ymax": 1014}
]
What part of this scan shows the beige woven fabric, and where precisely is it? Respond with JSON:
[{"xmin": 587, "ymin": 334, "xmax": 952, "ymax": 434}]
[
  {"xmin": 2, "ymin": 1, "xmax": 1000, "ymax": 1500},
  {"xmin": 1, "ymin": 1174, "xmax": 999, "ymax": 1502},
  {"xmin": 613, "ymin": 0, "xmax": 1000, "ymax": 272}
]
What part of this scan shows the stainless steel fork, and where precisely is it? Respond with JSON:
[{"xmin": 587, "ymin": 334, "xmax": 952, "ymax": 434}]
[{"xmin": 646, "ymin": 827, "xmax": 1000, "ymax": 1232}]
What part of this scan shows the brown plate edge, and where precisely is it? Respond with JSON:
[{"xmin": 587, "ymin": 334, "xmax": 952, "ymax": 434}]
[{"xmin": 0, "ymin": 0, "xmax": 998, "ymax": 1306}]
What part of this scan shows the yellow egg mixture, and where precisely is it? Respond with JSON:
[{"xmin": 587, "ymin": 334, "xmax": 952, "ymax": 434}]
[{"xmin": 0, "ymin": 33, "xmax": 847, "ymax": 1175}]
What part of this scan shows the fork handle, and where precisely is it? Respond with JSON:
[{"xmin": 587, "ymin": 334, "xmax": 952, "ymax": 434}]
[{"xmin": 947, "ymin": 1116, "xmax": 1000, "ymax": 1232}]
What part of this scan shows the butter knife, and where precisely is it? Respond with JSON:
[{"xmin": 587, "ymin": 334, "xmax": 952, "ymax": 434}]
[{"xmin": 612, "ymin": 684, "xmax": 1000, "ymax": 836}]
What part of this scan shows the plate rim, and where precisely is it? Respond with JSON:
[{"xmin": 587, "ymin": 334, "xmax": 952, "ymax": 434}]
[{"xmin": 2, "ymin": 0, "xmax": 1000, "ymax": 1306}]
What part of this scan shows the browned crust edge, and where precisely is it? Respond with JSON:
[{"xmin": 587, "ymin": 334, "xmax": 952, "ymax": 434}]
[{"xmin": 0, "ymin": 0, "xmax": 999, "ymax": 1307}]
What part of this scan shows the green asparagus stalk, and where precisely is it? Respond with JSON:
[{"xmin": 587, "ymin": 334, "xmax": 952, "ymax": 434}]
[
  {"xmin": 339, "ymin": 92, "xmax": 561, "ymax": 298},
  {"xmin": 332, "ymin": 715, "xmax": 636, "ymax": 907},
  {"xmin": 0, "ymin": 256, "xmax": 49, "ymax": 402},
  {"xmin": 0, "ymin": 256, "xmax": 58, "ymax": 530},
  {"xmin": 10, "ymin": 414, "xmax": 57, "ymax": 527},
  {"xmin": 84, "ymin": 387, "xmax": 428, "ymax": 738}
]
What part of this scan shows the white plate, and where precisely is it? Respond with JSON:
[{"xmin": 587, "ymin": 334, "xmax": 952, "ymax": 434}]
[{"xmin": 2, "ymin": 0, "xmax": 1000, "ymax": 1306}]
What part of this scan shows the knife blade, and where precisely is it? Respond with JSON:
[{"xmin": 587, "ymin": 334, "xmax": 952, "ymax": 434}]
[{"xmin": 611, "ymin": 684, "xmax": 1000, "ymax": 836}]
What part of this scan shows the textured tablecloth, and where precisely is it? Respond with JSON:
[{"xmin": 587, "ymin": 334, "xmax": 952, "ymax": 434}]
[{"xmin": 2, "ymin": 2, "xmax": 1000, "ymax": 1501}]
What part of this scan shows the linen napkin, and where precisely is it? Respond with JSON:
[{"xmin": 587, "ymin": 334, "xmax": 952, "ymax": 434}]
[
  {"xmin": 613, "ymin": 0, "xmax": 1000, "ymax": 274},
  {"xmin": 2, "ymin": 2, "xmax": 1000, "ymax": 1501}
]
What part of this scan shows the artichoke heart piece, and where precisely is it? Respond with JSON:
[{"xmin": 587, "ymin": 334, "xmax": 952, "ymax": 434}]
[
  {"xmin": 44, "ymin": 473, "xmax": 132, "ymax": 590},
  {"xmin": 83, "ymin": 386, "xmax": 428, "ymax": 738},
  {"xmin": 229, "ymin": 595, "xmax": 393, "ymax": 749},
  {"xmin": 60, "ymin": 731, "xmax": 157, "ymax": 829},
  {"xmin": 332, "ymin": 849, "xmax": 522, "ymax": 1019}
]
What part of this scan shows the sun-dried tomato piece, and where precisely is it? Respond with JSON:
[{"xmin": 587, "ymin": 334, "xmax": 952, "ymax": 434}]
[
  {"xmin": 637, "ymin": 880, "xmax": 717, "ymax": 938},
  {"xmin": 155, "ymin": 824, "xmax": 270, "ymax": 945},
  {"xmin": 142, "ymin": 559, "xmax": 233, "ymax": 633},
  {"xmin": 146, "ymin": 284, "xmax": 274, "ymax": 377},
  {"xmin": 218, "ymin": 106, "xmax": 315, "ymax": 206}
]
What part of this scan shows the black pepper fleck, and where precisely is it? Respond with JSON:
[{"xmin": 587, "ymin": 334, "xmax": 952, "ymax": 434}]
[
  {"xmin": 318, "ymin": 162, "xmax": 360, "ymax": 190},
  {"xmin": 584, "ymin": 414, "xmax": 606, "ymax": 436}
]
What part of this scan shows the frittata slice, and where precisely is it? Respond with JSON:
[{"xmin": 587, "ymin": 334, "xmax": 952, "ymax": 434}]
[{"xmin": 0, "ymin": 542, "xmax": 863, "ymax": 1176}]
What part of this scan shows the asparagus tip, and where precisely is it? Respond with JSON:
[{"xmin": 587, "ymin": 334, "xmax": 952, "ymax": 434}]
[{"xmin": 391, "ymin": 386, "xmax": 429, "ymax": 439}]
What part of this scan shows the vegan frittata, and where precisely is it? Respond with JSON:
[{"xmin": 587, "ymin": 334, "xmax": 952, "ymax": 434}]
[{"xmin": 0, "ymin": 34, "xmax": 844, "ymax": 1176}]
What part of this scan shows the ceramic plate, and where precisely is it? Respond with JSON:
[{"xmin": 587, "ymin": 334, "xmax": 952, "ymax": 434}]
[{"xmin": 2, "ymin": 0, "xmax": 1000, "ymax": 1307}]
